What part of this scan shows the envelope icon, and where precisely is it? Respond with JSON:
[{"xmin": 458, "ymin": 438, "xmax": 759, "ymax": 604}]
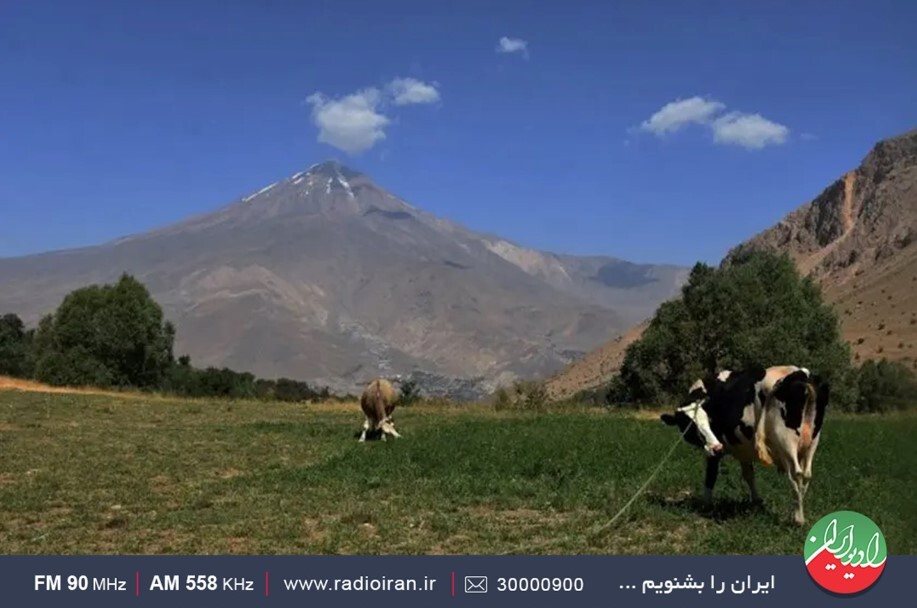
[{"xmin": 465, "ymin": 576, "xmax": 488, "ymax": 594}]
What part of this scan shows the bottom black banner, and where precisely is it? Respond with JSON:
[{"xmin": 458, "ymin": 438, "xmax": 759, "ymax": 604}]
[{"xmin": 0, "ymin": 555, "xmax": 910, "ymax": 607}]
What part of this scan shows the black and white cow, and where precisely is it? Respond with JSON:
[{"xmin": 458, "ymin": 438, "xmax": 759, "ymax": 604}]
[
  {"xmin": 661, "ymin": 365, "xmax": 829, "ymax": 525},
  {"xmin": 661, "ymin": 365, "xmax": 766, "ymax": 506}
]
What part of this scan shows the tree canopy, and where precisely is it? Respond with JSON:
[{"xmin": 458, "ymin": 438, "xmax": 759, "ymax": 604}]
[
  {"xmin": 0, "ymin": 313, "xmax": 34, "ymax": 377},
  {"xmin": 856, "ymin": 359, "xmax": 917, "ymax": 412},
  {"xmin": 607, "ymin": 250, "xmax": 857, "ymax": 408},
  {"xmin": 31, "ymin": 274, "xmax": 175, "ymax": 388}
]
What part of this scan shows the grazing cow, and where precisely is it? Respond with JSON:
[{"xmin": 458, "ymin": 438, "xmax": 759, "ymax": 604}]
[
  {"xmin": 661, "ymin": 365, "xmax": 829, "ymax": 524},
  {"xmin": 358, "ymin": 378, "xmax": 401, "ymax": 442},
  {"xmin": 661, "ymin": 365, "xmax": 767, "ymax": 504}
]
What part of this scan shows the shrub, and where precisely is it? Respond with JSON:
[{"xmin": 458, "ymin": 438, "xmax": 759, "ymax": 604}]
[
  {"xmin": 512, "ymin": 380, "xmax": 547, "ymax": 410},
  {"xmin": 493, "ymin": 385, "xmax": 512, "ymax": 411},
  {"xmin": 397, "ymin": 379, "xmax": 422, "ymax": 406},
  {"xmin": 0, "ymin": 313, "xmax": 33, "ymax": 378},
  {"xmin": 493, "ymin": 381, "xmax": 548, "ymax": 411},
  {"xmin": 570, "ymin": 386, "xmax": 611, "ymax": 407},
  {"xmin": 856, "ymin": 359, "xmax": 917, "ymax": 412}
]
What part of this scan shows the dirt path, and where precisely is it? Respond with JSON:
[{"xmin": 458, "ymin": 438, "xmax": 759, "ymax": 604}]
[{"xmin": 0, "ymin": 376, "xmax": 132, "ymax": 398}]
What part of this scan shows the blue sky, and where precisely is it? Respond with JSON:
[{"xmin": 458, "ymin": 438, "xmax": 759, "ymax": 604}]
[{"xmin": 1, "ymin": 0, "xmax": 915, "ymax": 265}]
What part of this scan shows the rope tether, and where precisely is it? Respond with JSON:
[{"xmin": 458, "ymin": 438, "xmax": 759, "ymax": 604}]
[{"xmin": 499, "ymin": 409, "xmax": 695, "ymax": 555}]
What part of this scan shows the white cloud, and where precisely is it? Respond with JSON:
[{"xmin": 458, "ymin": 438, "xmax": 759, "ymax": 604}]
[
  {"xmin": 387, "ymin": 77, "xmax": 440, "ymax": 106},
  {"xmin": 306, "ymin": 88, "xmax": 390, "ymax": 155},
  {"xmin": 497, "ymin": 36, "xmax": 529, "ymax": 58},
  {"xmin": 306, "ymin": 77, "xmax": 443, "ymax": 154},
  {"xmin": 637, "ymin": 96, "xmax": 790, "ymax": 150},
  {"xmin": 639, "ymin": 96, "xmax": 725, "ymax": 136},
  {"xmin": 711, "ymin": 112, "xmax": 790, "ymax": 149}
]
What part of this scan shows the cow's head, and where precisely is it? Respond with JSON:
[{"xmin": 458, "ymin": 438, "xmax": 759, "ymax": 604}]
[{"xmin": 660, "ymin": 377, "xmax": 724, "ymax": 457}]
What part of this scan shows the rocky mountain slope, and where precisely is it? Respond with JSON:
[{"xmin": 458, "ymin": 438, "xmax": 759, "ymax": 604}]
[
  {"xmin": 546, "ymin": 128, "xmax": 917, "ymax": 399},
  {"xmin": 0, "ymin": 161, "xmax": 686, "ymax": 398}
]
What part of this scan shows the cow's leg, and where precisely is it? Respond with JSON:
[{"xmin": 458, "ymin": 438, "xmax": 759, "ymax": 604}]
[
  {"xmin": 799, "ymin": 436, "xmax": 820, "ymax": 501},
  {"xmin": 358, "ymin": 418, "xmax": 371, "ymax": 442},
  {"xmin": 381, "ymin": 418, "xmax": 401, "ymax": 439},
  {"xmin": 797, "ymin": 455, "xmax": 810, "ymax": 501},
  {"xmin": 740, "ymin": 460, "xmax": 762, "ymax": 504},
  {"xmin": 789, "ymin": 472, "xmax": 806, "ymax": 525},
  {"xmin": 703, "ymin": 456, "xmax": 721, "ymax": 504},
  {"xmin": 786, "ymin": 454, "xmax": 806, "ymax": 525}
]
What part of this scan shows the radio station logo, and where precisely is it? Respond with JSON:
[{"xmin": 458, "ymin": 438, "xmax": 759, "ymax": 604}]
[{"xmin": 804, "ymin": 510, "xmax": 886, "ymax": 595}]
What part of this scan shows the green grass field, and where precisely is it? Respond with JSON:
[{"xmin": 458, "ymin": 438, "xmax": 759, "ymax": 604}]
[{"xmin": 1, "ymin": 389, "xmax": 914, "ymax": 555}]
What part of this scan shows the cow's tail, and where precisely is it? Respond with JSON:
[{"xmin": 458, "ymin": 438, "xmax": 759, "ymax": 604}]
[
  {"xmin": 754, "ymin": 401, "xmax": 774, "ymax": 467},
  {"xmin": 373, "ymin": 383, "xmax": 389, "ymax": 424},
  {"xmin": 799, "ymin": 381, "xmax": 817, "ymax": 454}
]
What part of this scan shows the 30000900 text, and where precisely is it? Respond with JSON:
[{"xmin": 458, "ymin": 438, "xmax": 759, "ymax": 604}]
[{"xmin": 496, "ymin": 577, "xmax": 584, "ymax": 592}]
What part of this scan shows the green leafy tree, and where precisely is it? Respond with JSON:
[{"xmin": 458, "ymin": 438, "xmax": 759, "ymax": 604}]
[
  {"xmin": 608, "ymin": 250, "xmax": 856, "ymax": 408},
  {"xmin": 162, "ymin": 355, "xmax": 201, "ymax": 396},
  {"xmin": 32, "ymin": 274, "xmax": 175, "ymax": 388},
  {"xmin": 856, "ymin": 359, "xmax": 917, "ymax": 412},
  {"xmin": 274, "ymin": 377, "xmax": 317, "ymax": 402},
  {"xmin": 0, "ymin": 313, "xmax": 34, "ymax": 377},
  {"xmin": 195, "ymin": 367, "xmax": 256, "ymax": 399},
  {"xmin": 254, "ymin": 378, "xmax": 277, "ymax": 400},
  {"xmin": 397, "ymin": 379, "xmax": 421, "ymax": 406}
]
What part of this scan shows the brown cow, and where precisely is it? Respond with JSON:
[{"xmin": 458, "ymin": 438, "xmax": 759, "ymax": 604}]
[{"xmin": 358, "ymin": 378, "xmax": 401, "ymax": 442}]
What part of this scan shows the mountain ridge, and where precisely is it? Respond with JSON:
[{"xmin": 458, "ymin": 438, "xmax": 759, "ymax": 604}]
[{"xmin": 0, "ymin": 160, "xmax": 687, "ymax": 399}]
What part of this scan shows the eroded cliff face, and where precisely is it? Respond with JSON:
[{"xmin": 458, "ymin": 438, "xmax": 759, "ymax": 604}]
[{"xmin": 732, "ymin": 129, "xmax": 917, "ymax": 286}]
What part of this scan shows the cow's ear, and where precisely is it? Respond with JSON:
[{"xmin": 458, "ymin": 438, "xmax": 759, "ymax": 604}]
[
  {"xmin": 701, "ymin": 375, "xmax": 720, "ymax": 395},
  {"xmin": 660, "ymin": 413, "xmax": 677, "ymax": 426},
  {"xmin": 746, "ymin": 363, "xmax": 767, "ymax": 382}
]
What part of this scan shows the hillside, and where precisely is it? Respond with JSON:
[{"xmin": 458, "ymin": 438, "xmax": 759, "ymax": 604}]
[
  {"xmin": 546, "ymin": 128, "xmax": 917, "ymax": 399},
  {"xmin": 544, "ymin": 320, "xmax": 649, "ymax": 400},
  {"xmin": 0, "ymin": 161, "xmax": 686, "ymax": 399}
]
